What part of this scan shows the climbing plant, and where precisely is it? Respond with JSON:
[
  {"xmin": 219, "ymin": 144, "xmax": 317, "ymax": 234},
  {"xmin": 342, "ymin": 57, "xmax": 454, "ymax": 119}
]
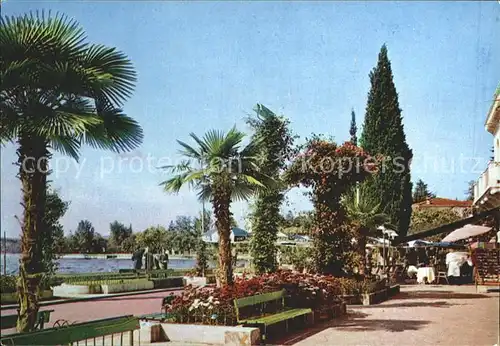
[
  {"xmin": 247, "ymin": 104, "xmax": 297, "ymax": 274},
  {"xmin": 285, "ymin": 137, "xmax": 379, "ymax": 276}
]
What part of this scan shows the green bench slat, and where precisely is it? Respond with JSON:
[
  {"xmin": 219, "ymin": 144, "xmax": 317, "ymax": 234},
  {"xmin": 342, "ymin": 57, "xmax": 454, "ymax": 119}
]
[
  {"xmin": 240, "ymin": 308, "xmax": 312, "ymax": 326},
  {"xmin": 0, "ymin": 315, "xmax": 139, "ymax": 345},
  {"xmin": 1, "ymin": 310, "xmax": 54, "ymax": 330},
  {"xmin": 234, "ymin": 289, "xmax": 285, "ymax": 309}
]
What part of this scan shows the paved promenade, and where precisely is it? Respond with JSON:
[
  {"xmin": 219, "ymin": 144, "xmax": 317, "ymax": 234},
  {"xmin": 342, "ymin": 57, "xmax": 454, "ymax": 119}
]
[
  {"xmin": 278, "ymin": 284, "xmax": 499, "ymax": 346},
  {"xmin": 2, "ymin": 285, "xmax": 498, "ymax": 345}
]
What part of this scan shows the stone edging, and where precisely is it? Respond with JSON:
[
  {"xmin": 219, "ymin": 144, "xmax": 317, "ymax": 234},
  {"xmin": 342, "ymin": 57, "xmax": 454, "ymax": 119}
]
[
  {"xmin": 139, "ymin": 302, "xmax": 347, "ymax": 345},
  {"xmin": 342, "ymin": 285, "xmax": 400, "ymax": 306}
]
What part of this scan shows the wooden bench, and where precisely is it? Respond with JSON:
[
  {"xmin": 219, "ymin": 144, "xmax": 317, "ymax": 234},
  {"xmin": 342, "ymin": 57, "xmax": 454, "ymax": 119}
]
[
  {"xmin": 233, "ymin": 289, "xmax": 312, "ymax": 341},
  {"xmin": 1, "ymin": 310, "xmax": 54, "ymax": 331},
  {"xmin": 0, "ymin": 315, "xmax": 139, "ymax": 345}
]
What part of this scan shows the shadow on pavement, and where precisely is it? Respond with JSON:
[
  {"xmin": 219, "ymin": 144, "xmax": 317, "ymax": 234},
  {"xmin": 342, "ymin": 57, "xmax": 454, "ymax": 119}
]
[
  {"xmin": 349, "ymin": 301, "xmax": 454, "ymax": 309},
  {"xmin": 270, "ymin": 310, "xmax": 430, "ymax": 345},
  {"xmin": 395, "ymin": 290, "xmax": 488, "ymax": 300}
]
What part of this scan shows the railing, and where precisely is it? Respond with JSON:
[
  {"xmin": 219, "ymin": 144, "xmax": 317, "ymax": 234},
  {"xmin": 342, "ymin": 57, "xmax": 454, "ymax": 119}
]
[
  {"xmin": 0, "ymin": 315, "xmax": 140, "ymax": 346},
  {"xmin": 474, "ymin": 161, "xmax": 500, "ymax": 205}
]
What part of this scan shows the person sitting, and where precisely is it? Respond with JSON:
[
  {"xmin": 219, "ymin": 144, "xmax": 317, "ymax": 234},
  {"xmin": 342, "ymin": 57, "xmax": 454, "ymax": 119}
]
[
  {"xmin": 406, "ymin": 248, "xmax": 418, "ymax": 278},
  {"xmin": 446, "ymin": 249, "xmax": 461, "ymax": 285},
  {"xmin": 460, "ymin": 254, "xmax": 474, "ymax": 284}
]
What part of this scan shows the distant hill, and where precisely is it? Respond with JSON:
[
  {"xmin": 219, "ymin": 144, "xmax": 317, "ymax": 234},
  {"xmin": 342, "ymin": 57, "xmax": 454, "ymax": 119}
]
[{"xmin": 1, "ymin": 238, "xmax": 21, "ymax": 253}]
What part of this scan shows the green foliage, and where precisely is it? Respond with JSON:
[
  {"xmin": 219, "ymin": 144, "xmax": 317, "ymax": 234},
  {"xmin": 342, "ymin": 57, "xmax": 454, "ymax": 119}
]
[
  {"xmin": 247, "ymin": 104, "xmax": 297, "ymax": 274},
  {"xmin": 412, "ymin": 179, "xmax": 436, "ymax": 203},
  {"xmin": 108, "ymin": 221, "xmax": 133, "ymax": 252},
  {"xmin": 69, "ymin": 220, "xmax": 106, "ymax": 253},
  {"xmin": 194, "ymin": 211, "xmax": 210, "ymax": 276},
  {"xmin": 278, "ymin": 246, "xmax": 313, "ymax": 271},
  {"xmin": 279, "ymin": 211, "xmax": 314, "ymax": 235},
  {"xmin": 135, "ymin": 225, "xmax": 168, "ymax": 253},
  {"xmin": 466, "ymin": 180, "xmax": 475, "ymax": 201},
  {"xmin": 0, "ymin": 275, "xmax": 17, "ymax": 293},
  {"xmin": 41, "ymin": 187, "xmax": 70, "ymax": 274},
  {"xmin": 359, "ymin": 45, "xmax": 413, "ymax": 237},
  {"xmin": 161, "ymin": 126, "xmax": 272, "ymax": 286},
  {"xmin": 1, "ymin": 12, "xmax": 142, "ymax": 331},
  {"xmin": 286, "ymin": 138, "xmax": 376, "ymax": 275},
  {"xmin": 349, "ymin": 109, "xmax": 357, "ymax": 145},
  {"xmin": 409, "ymin": 208, "xmax": 463, "ymax": 239}
]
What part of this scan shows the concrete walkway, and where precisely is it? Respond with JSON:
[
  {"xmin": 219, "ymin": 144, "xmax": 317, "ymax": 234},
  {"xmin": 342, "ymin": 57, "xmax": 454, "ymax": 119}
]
[
  {"xmin": 276, "ymin": 284, "xmax": 499, "ymax": 346},
  {"xmin": 2, "ymin": 285, "xmax": 498, "ymax": 345}
]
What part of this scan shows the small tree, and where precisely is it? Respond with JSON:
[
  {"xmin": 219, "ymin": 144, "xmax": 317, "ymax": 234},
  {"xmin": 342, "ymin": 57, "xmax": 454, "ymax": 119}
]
[
  {"xmin": 194, "ymin": 210, "xmax": 211, "ymax": 276},
  {"xmin": 161, "ymin": 127, "xmax": 271, "ymax": 286},
  {"xmin": 136, "ymin": 226, "xmax": 167, "ymax": 253},
  {"xmin": 41, "ymin": 187, "xmax": 70, "ymax": 274},
  {"xmin": 465, "ymin": 180, "xmax": 475, "ymax": 201},
  {"xmin": 72, "ymin": 220, "xmax": 96, "ymax": 253},
  {"xmin": 109, "ymin": 221, "xmax": 133, "ymax": 252},
  {"xmin": 349, "ymin": 109, "xmax": 358, "ymax": 145},
  {"xmin": 412, "ymin": 179, "xmax": 436, "ymax": 203},
  {"xmin": 342, "ymin": 187, "xmax": 391, "ymax": 276}
]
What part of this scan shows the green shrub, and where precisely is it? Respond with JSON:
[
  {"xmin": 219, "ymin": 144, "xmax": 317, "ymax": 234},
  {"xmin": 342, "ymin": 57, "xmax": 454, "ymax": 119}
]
[
  {"xmin": 151, "ymin": 277, "xmax": 183, "ymax": 289},
  {"xmin": 0, "ymin": 275, "xmax": 17, "ymax": 293}
]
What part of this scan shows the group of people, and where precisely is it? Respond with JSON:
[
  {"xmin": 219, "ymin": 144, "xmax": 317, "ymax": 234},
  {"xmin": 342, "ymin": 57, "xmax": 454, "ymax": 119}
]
[
  {"xmin": 131, "ymin": 247, "xmax": 169, "ymax": 271},
  {"xmin": 403, "ymin": 247, "xmax": 474, "ymax": 284}
]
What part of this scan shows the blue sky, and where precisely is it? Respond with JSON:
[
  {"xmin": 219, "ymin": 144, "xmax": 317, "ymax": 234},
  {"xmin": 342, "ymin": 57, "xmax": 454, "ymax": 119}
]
[{"xmin": 1, "ymin": 1, "xmax": 499, "ymax": 237}]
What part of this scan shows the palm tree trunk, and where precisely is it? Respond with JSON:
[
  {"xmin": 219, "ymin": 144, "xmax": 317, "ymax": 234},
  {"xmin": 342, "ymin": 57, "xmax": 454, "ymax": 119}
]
[
  {"xmin": 358, "ymin": 232, "xmax": 367, "ymax": 277},
  {"xmin": 213, "ymin": 183, "xmax": 233, "ymax": 286},
  {"xmin": 16, "ymin": 135, "xmax": 49, "ymax": 332}
]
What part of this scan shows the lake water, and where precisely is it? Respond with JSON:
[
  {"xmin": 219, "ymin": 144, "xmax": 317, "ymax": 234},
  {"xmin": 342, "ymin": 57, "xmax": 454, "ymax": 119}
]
[{"xmin": 0, "ymin": 253, "xmax": 201, "ymax": 275}]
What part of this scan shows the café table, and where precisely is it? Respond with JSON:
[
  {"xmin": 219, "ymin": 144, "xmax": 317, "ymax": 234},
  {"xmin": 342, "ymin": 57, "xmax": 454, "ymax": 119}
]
[{"xmin": 417, "ymin": 267, "xmax": 436, "ymax": 284}]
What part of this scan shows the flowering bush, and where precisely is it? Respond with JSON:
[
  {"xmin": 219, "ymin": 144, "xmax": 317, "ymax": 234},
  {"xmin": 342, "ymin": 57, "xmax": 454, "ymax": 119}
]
[
  {"xmin": 164, "ymin": 271, "xmax": 384, "ymax": 325},
  {"xmin": 285, "ymin": 138, "xmax": 381, "ymax": 276}
]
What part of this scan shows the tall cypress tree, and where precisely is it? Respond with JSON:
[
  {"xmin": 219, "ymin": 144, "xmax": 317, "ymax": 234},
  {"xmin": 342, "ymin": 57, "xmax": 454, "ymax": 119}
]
[
  {"xmin": 350, "ymin": 109, "xmax": 358, "ymax": 145},
  {"xmin": 360, "ymin": 45, "xmax": 413, "ymax": 237},
  {"xmin": 247, "ymin": 104, "xmax": 296, "ymax": 274}
]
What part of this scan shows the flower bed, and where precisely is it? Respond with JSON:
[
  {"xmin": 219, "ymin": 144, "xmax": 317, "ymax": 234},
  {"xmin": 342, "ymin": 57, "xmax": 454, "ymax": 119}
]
[{"xmin": 164, "ymin": 271, "xmax": 353, "ymax": 326}]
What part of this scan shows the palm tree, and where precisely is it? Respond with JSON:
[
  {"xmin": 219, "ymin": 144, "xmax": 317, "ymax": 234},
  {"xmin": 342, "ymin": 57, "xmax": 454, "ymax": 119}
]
[
  {"xmin": 342, "ymin": 187, "xmax": 392, "ymax": 276},
  {"xmin": 161, "ymin": 128, "xmax": 269, "ymax": 286},
  {"xmin": 1, "ymin": 13, "xmax": 142, "ymax": 331}
]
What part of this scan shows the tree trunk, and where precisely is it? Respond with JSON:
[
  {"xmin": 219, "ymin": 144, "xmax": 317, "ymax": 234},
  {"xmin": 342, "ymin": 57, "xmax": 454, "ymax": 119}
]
[
  {"xmin": 358, "ymin": 231, "xmax": 367, "ymax": 277},
  {"xmin": 212, "ymin": 182, "xmax": 233, "ymax": 286},
  {"xmin": 16, "ymin": 135, "xmax": 49, "ymax": 332}
]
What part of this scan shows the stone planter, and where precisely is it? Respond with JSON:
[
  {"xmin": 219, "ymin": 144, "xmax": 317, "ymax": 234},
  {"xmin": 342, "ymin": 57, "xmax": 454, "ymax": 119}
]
[
  {"xmin": 53, "ymin": 283, "xmax": 102, "ymax": 297},
  {"xmin": 101, "ymin": 280, "xmax": 154, "ymax": 294},
  {"xmin": 361, "ymin": 285, "xmax": 400, "ymax": 305},
  {"xmin": 183, "ymin": 276, "xmax": 208, "ymax": 287},
  {"xmin": 342, "ymin": 285, "xmax": 400, "ymax": 306},
  {"xmin": 313, "ymin": 302, "xmax": 347, "ymax": 321},
  {"xmin": 1, "ymin": 290, "xmax": 53, "ymax": 304},
  {"xmin": 158, "ymin": 323, "xmax": 260, "ymax": 345}
]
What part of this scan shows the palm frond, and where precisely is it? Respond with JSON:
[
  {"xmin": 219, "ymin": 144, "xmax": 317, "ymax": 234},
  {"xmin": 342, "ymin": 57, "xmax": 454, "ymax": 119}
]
[{"xmin": 80, "ymin": 99, "xmax": 143, "ymax": 153}]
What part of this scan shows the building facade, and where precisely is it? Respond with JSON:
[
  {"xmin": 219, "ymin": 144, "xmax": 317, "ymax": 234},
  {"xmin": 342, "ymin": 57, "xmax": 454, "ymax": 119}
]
[
  {"xmin": 412, "ymin": 197, "xmax": 472, "ymax": 218},
  {"xmin": 473, "ymin": 88, "xmax": 500, "ymax": 211}
]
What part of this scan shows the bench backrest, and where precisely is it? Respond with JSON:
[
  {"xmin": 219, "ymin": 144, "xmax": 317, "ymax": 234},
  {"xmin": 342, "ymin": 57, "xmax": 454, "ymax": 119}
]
[
  {"xmin": 0, "ymin": 315, "xmax": 139, "ymax": 345},
  {"xmin": 0, "ymin": 310, "xmax": 54, "ymax": 330},
  {"xmin": 233, "ymin": 290, "xmax": 286, "ymax": 321}
]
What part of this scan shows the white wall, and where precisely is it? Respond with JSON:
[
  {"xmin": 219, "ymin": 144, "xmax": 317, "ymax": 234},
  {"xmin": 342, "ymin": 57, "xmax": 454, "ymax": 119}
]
[{"xmin": 495, "ymin": 125, "xmax": 499, "ymax": 162}]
